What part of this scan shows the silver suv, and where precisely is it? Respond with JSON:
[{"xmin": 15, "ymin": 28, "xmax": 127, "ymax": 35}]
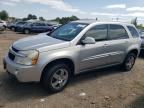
[{"xmin": 3, "ymin": 20, "xmax": 141, "ymax": 92}]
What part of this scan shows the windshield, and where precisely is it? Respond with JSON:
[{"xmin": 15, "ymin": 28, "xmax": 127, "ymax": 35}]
[{"xmin": 48, "ymin": 22, "xmax": 88, "ymax": 41}]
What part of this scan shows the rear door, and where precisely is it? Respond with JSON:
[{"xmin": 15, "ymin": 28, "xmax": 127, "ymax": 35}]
[
  {"xmin": 39, "ymin": 23, "xmax": 47, "ymax": 32},
  {"xmin": 31, "ymin": 23, "xmax": 39, "ymax": 32},
  {"xmin": 31, "ymin": 23, "xmax": 45, "ymax": 32},
  {"xmin": 105, "ymin": 24, "xmax": 130, "ymax": 64}
]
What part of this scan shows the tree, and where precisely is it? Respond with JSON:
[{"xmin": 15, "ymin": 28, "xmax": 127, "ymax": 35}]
[
  {"xmin": 137, "ymin": 24, "xmax": 144, "ymax": 30},
  {"xmin": 55, "ymin": 17, "xmax": 60, "ymax": 23},
  {"xmin": 32, "ymin": 15, "xmax": 37, "ymax": 19},
  {"xmin": 0, "ymin": 10, "xmax": 9, "ymax": 20},
  {"xmin": 27, "ymin": 14, "xmax": 37, "ymax": 20},
  {"xmin": 59, "ymin": 17, "xmax": 70, "ymax": 24},
  {"xmin": 70, "ymin": 15, "xmax": 79, "ymax": 21},
  {"xmin": 22, "ymin": 17, "xmax": 28, "ymax": 21},
  {"xmin": 39, "ymin": 16, "xmax": 45, "ymax": 21},
  {"xmin": 139, "ymin": 24, "xmax": 143, "ymax": 27},
  {"xmin": 27, "ymin": 14, "xmax": 33, "ymax": 20},
  {"xmin": 53, "ymin": 15, "xmax": 79, "ymax": 24}
]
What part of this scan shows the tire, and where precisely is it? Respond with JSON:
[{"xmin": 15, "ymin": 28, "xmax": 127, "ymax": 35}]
[
  {"xmin": 3, "ymin": 26, "xmax": 6, "ymax": 30},
  {"xmin": 11, "ymin": 27, "xmax": 15, "ymax": 31},
  {"xmin": 24, "ymin": 29, "xmax": 30, "ymax": 34},
  {"xmin": 122, "ymin": 53, "xmax": 136, "ymax": 71},
  {"xmin": 41, "ymin": 63, "xmax": 71, "ymax": 93}
]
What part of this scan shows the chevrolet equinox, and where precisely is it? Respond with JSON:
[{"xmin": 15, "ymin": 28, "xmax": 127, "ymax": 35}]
[{"xmin": 3, "ymin": 20, "xmax": 141, "ymax": 92}]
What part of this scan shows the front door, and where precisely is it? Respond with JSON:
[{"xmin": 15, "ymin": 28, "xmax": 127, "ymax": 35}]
[{"xmin": 79, "ymin": 24, "xmax": 110, "ymax": 71}]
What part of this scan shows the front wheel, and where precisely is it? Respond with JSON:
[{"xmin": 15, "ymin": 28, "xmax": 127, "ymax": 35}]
[
  {"xmin": 11, "ymin": 27, "xmax": 15, "ymax": 31},
  {"xmin": 122, "ymin": 53, "xmax": 136, "ymax": 71},
  {"xmin": 41, "ymin": 63, "xmax": 71, "ymax": 93}
]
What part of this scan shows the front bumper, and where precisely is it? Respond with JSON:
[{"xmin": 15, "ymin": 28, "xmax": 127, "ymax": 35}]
[{"xmin": 3, "ymin": 55, "xmax": 41, "ymax": 82}]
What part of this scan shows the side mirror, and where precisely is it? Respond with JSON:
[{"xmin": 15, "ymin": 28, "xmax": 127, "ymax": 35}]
[{"xmin": 81, "ymin": 37, "xmax": 96, "ymax": 44}]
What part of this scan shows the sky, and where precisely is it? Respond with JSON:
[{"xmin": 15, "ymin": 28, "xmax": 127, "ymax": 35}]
[{"xmin": 0, "ymin": 0, "xmax": 144, "ymax": 23}]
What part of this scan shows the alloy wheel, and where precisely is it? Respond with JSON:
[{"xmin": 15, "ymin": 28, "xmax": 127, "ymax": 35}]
[{"xmin": 51, "ymin": 68, "xmax": 69, "ymax": 90}]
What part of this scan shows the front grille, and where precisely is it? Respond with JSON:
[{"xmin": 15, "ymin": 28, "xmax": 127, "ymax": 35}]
[{"xmin": 8, "ymin": 52, "xmax": 15, "ymax": 61}]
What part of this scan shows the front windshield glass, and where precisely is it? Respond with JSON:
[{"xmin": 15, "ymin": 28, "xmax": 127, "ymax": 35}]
[{"xmin": 48, "ymin": 22, "xmax": 88, "ymax": 41}]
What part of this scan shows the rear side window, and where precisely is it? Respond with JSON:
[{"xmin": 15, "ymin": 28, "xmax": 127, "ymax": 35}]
[
  {"xmin": 34, "ymin": 23, "xmax": 40, "ymax": 26},
  {"xmin": 127, "ymin": 26, "xmax": 139, "ymax": 38},
  {"xmin": 39, "ymin": 23, "xmax": 46, "ymax": 26},
  {"xmin": 33, "ymin": 23, "xmax": 45, "ymax": 26},
  {"xmin": 109, "ymin": 24, "xmax": 129, "ymax": 40}
]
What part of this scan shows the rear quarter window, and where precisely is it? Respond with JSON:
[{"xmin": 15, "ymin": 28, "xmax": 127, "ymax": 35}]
[{"xmin": 127, "ymin": 26, "xmax": 139, "ymax": 38}]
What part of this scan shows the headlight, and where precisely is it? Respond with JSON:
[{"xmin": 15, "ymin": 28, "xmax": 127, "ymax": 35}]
[{"xmin": 14, "ymin": 50, "xmax": 39, "ymax": 65}]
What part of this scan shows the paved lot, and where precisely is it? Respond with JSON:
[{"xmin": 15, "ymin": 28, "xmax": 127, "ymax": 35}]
[{"xmin": 0, "ymin": 30, "xmax": 144, "ymax": 108}]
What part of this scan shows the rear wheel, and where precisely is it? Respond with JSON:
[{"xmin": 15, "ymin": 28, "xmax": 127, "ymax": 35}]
[
  {"xmin": 122, "ymin": 53, "xmax": 136, "ymax": 71},
  {"xmin": 11, "ymin": 27, "xmax": 15, "ymax": 31},
  {"xmin": 24, "ymin": 29, "xmax": 30, "ymax": 34},
  {"xmin": 41, "ymin": 63, "xmax": 71, "ymax": 93}
]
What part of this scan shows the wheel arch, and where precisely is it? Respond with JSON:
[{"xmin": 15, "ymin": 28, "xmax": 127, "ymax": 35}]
[
  {"xmin": 40, "ymin": 58, "xmax": 75, "ymax": 81},
  {"xmin": 128, "ymin": 49, "xmax": 139, "ymax": 57}
]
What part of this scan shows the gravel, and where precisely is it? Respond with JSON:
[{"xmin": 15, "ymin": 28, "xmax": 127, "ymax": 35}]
[{"xmin": 0, "ymin": 30, "xmax": 144, "ymax": 108}]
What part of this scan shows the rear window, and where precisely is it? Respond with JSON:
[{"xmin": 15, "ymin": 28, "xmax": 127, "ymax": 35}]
[{"xmin": 127, "ymin": 26, "xmax": 139, "ymax": 38}]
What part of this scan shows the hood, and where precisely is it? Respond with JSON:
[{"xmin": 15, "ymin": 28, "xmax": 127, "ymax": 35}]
[{"xmin": 12, "ymin": 33, "xmax": 70, "ymax": 52}]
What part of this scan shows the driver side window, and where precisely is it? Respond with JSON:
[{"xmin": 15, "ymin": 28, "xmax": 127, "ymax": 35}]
[{"xmin": 84, "ymin": 24, "xmax": 108, "ymax": 41}]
